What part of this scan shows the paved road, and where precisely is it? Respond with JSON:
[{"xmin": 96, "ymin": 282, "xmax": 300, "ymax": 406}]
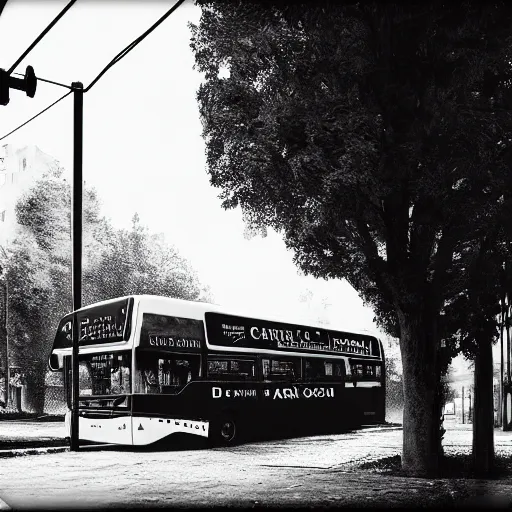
[{"xmin": 0, "ymin": 425, "xmax": 510, "ymax": 508}]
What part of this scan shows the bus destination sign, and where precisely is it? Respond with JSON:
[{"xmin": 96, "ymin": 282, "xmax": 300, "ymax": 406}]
[
  {"xmin": 139, "ymin": 313, "xmax": 204, "ymax": 352},
  {"xmin": 52, "ymin": 298, "xmax": 133, "ymax": 349},
  {"xmin": 205, "ymin": 313, "xmax": 379, "ymax": 357}
]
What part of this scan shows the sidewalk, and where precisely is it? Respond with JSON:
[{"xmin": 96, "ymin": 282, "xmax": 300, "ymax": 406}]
[{"xmin": 0, "ymin": 417, "xmax": 67, "ymax": 455}]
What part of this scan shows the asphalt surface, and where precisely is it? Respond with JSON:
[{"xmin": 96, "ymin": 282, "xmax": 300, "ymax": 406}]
[{"xmin": 0, "ymin": 422, "xmax": 511, "ymax": 508}]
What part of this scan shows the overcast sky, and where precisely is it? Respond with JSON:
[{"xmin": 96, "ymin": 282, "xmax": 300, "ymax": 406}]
[{"xmin": 0, "ymin": 0, "xmax": 385, "ymax": 337}]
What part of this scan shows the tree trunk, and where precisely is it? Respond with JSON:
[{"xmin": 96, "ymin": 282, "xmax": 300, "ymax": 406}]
[
  {"xmin": 472, "ymin": 336, "xmax": 494, "ymax": 475},
  {"xmin": 398, "ymin": 309, "xmax": 441, "ymax": 476}
]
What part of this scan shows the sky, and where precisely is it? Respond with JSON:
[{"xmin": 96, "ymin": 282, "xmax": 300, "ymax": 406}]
[{"xmin": 0, "ymin": 0, "xmax": 386, "ymax": 338}]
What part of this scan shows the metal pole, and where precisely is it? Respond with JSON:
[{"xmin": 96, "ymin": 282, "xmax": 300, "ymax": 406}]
[
  {"xmin": 0, "ymin": 269, "xmax": 7, "ymax": 407},
  {"xmin": 462, "ymin": 386, "xmax": 465, "ymax": 424},
  {"xmin": 70, "ymin": 82, "xmax": 83, "ymax": 451},
  {"xmin": 4, "ymin": 275, "xmax": 7, "ymax": 408},
  {"xmin": 501, "ymin": 301, "xmax": 505, "ymax": 428}
]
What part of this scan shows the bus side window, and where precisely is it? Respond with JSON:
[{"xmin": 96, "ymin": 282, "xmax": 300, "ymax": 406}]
[
  {"xmin": 266, "ymin": 358, "xmax": 300, "ymax": 382},
  {"xmin": 305, "ymin": 359, "xmax": 345, "ymax": 382},
  {"xmin": 334, "ymin": 361, "xmax": 345, "ymax": 380},
  {"xmin": 304, "ymin": 359, "xmax": 324, "ymax": 381},
  {"xmin": 262, "ymin": 359, "xmax": 270, "ymax": 380},
  {"xmin": 207, "ymin": 359, "xmax": 256, "ymax": 381}
]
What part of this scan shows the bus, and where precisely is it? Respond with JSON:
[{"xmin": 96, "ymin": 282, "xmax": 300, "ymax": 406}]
[{"xmin": 48, "ymin": 295, "xmax": 385, "ymax": 446}]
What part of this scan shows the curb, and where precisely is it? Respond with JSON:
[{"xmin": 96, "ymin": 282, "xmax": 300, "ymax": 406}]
[
  {"xmin": 0, "ymin": 446, "xmax": 69, "ymax": 458},
  {"xmin": 360, "ymin": 426, "xmax": 403, "ymax": 433}
]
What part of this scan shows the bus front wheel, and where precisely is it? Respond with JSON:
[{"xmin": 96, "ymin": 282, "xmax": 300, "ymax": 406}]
[{"xmin": 210, "ymin": 416, "xmax": 237, "ymax": 446}]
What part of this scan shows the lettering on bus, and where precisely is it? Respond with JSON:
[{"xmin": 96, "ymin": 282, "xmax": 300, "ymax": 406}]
[
  {"xmin": 205, "ymin": 313, "xmax": 378, "ymax": 357},
  {"xmin": 149, "ymin": 335, "xmax": 202, "ymax": 350},
  {"xmin": 265, "ymin": 386, "xmax": 335, "ymax": 400},
  {"xmin": 221, "ymin": 324, "xmax": 246, "ymax": 344},
  {"xmin": 211, "ymin": 386, "xmax": 257, "ymax": 399},
  {"xmin": 331, "ymin": 338, "xmax": 372, "ymax": 355},
  {"xmin": 80, "ymin": 315, "xmax": 124, "ymax": 342},
  {"xmin": 139, "ymin": 314, "xmax": 205, "ymax": 352},
  {"xmin": 52, "ymin": 299, "xmax": 132, "ymax": 349},
  {"xmin": 249, "ymin": 326, "xmax": 371, "ymax": 356}
]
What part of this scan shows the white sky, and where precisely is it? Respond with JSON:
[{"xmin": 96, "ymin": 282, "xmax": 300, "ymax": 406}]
[{"xmin": 0, "ymin": 0, "xmax": 384, "ymax": 336}]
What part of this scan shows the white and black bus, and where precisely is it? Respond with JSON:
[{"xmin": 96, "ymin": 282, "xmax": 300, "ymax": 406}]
[{"xmin": 49, "ymin": 295, "xmax": 385, "ymax": 446}]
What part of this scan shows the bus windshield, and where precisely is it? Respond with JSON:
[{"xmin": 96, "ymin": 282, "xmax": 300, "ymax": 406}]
[{"xmin": 79, "ymin": 351, "xmax": 131, "ymax": 396}]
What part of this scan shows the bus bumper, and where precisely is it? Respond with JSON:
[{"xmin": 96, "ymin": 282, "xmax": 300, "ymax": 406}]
[
  {"xmin": 66, "ymin": 411, "xmax": 210, "ymax": 446},
  {"xmin": 132, "ymin": 417, "xmax": 210, "ymax": 445}
]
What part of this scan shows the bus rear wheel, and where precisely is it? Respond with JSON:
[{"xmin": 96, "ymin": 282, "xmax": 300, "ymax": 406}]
[{"xmin": 210, "ymin": 417, "xmax": 237, "ymax": 446}]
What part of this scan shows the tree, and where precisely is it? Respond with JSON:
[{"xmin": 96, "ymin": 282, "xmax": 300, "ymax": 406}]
[
  {"xmin": 442, "ymin": 222, "xmax": 512, "ymax": 475},
  {"xmin": 85, "ymin": 213, "xmax": 203, "ymax": 303},
  {"xmin": 191, "ymin": 1, "xmax": 512, "ymax": 475},
  {"xmin": 6, "ymin": 172, "xmax": 208, "ymax": 413}
]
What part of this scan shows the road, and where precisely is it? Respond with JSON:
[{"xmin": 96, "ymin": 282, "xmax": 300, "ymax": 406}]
[{"xmin": 0, "ymin": 425, "xmax": 511, "ymax": 508}]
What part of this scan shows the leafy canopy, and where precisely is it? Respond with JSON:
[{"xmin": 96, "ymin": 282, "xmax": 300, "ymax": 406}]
[{"xmin": 191, "ymin": 2, "xmax": 512, "ymax": 334}]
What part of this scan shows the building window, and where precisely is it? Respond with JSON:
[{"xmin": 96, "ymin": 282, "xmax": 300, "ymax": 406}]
[{"xmin": 22, "ymin": 158, "xmax": 27, "ymax": 171}]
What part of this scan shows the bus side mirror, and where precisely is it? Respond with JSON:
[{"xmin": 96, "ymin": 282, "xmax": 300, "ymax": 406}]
[{"xmin": 49, "ymin": 353, "xmax": 61, "ymax": 371}]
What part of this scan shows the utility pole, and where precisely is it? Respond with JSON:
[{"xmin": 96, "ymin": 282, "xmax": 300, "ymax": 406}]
[
  {"xmin": 70, "ymin": 82, "xmax": 83, "ymax": 451},
  {"xmin": 462, "ymin": 386, "xmax": 465, "ymax": 424},
  {"xmin": 0, "ymin": 262, "xmax": 7, "ymax": 407}
]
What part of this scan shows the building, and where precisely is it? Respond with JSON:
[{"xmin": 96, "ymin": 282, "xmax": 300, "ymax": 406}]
[{"xmin": 0, "ymin": 144, "xmax": 63, "ymax": 247}]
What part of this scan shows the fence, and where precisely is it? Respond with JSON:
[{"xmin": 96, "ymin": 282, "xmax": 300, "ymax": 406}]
[
  {"xmin": 43, "ymin": 385, "xmax": 67, "ymax": 415},
  {"xmin": 0, "ymin": 383, "xmax": 67, "ymax": 416}
]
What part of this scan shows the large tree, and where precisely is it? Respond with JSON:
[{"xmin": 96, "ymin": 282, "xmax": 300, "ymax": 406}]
[
  {"xmin": 191, "ymin": 1, "xmax": 512, "ymax": 475},
  {"xmin": 5, "ymin": 171, "xmax": 208, "ymax": 413}
]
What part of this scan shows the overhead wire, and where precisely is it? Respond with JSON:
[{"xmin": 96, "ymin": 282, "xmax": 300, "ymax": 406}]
[
  {"xmin": 85, "ymin": 0, "xmax": 185, "ymax": 92},
  {"xmin": 0, "ymin": 0, "xmax": 186, "ymax": 141},
  {"xmin": 7, "ymin": 0, "xmax": 78, "ymax": 75},
  {"xmin": 0, "ymin": 90, "xmax": 72, "ymax": 142},
  {"xmin": 13, "ymin": 72, "xmax": 72, "ymax": 90}
]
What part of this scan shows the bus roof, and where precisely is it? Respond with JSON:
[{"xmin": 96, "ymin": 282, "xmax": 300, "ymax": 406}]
[{"xmin": 58, "ymin": 294, "xmax": 381, "ymax": 341}]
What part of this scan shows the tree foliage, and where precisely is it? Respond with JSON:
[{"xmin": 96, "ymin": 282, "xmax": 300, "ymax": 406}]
[
  {"xmin": 191, "ymin": 1, "xmax": 512, "ymax": 475},
  {"xmin": 5, "ymin": 171, "xmax": 208, "ymax": 412}
]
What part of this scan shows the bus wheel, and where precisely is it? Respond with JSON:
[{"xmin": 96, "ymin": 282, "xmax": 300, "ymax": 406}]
[{"xmin": 211, "ymin": 417, "xmax": 237, "ymax": 446}]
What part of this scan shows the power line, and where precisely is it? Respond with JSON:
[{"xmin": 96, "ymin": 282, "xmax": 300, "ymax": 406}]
[
  {"xmin": 13, "ymin": 72, "xmax": 72, "ymax": 90},
  {"xmin": 85, "ymin": 0, "xmax": 185, "ymax": 92},
  {"xmin": 0, "ymin": 0, "xmax": 185, "ymax": 141},
  {"xmin": 8, "ymin": 0, "xmax": 78, "ymax": 75},
  {"xmin": 0, "ymin": 90, "xmax": 72, "ymax": 142}
]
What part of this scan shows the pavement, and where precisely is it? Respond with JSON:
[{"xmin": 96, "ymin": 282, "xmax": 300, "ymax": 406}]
[
  {"xmin": 0, "ymin": 424, "xmax": 511, "ymax": 508},
  {"xmin": 0, "ymin": 417, "xmax": 481, "ymax": 457},
  {"xmin": 0, "ymin": 417, "xmax": 67, "ymax": 456}
]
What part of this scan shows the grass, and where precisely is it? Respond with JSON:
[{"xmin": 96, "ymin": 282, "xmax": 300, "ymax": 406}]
[{"xmin": 359, "ymin": 452, "xmax": 512, "ymax": 479}]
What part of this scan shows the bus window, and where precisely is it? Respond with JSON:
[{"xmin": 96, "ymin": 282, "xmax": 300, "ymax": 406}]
[
  {"xmin": 262, "ymin": 358, "xmax": 300, "ymax": 382},
  {"xmin": 349, "ymin": 361, "xmax": 381, "ymax": 380},
  {"xmin": 305, "ymin": 359, "xmax": 345, "ymax": 382},
  {"xmin": 136, "ymin": 352, "xmax": 200, "ymax": 394},
  {"xmin": 207, "ymin": 358, "xmax": 256, "ymax": 381},
  {"xmin": 78, "ymin": 352, "xmax": 131, "ymax": 396}
]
